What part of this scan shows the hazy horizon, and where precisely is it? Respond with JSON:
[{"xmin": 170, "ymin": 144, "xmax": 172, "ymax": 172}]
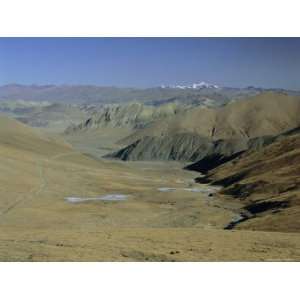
[
  {"xmin": 1, "ymin": 81, "xmax": 300, "ymax": 91},
  {"xmin": 1, "ymin": 38, "xmax": 300, "ymax": 90}
]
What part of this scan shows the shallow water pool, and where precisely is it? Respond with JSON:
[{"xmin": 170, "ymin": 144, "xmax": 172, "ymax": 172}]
[
  {"xmin": 65, "ymin": 194, "xmax": 128, "ymax": 203},
  {"xmin": 157, "ymin": 187, "xmax": 177, "ymax": 192}
]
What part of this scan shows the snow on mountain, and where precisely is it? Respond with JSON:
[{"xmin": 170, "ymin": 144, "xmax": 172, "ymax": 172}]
[{"xmin": 161, "ymin": 81, "xmax": 220, "ymax": 89}]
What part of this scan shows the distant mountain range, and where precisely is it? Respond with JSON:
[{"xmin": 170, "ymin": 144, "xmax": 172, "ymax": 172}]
[{"xmin": 0, "ymin": 84, "xmax": 299, "ymax": 104}]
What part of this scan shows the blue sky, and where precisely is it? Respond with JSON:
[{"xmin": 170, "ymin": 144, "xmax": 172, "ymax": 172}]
[{"xmin": 0, "ymin": 38, "xmax": 300, "ymax": 89}]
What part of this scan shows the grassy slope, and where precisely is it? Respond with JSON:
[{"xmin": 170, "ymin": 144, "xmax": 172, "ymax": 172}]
[
  {"xmin": 203, "ymin": 130, "xmax": 300, "ymax": 232},
  {"xmin": 0, "ymin": 116, "xmax": 299, "ymax": 261}
]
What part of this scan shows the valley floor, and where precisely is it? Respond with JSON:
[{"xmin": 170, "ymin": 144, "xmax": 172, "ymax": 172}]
[{"xmin": 0, "ymin": 128, "xmax": 299, "ymax": 261}]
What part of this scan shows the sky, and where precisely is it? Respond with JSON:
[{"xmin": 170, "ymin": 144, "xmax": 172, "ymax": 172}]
[{"xmin": 0, "ymin": 37, "xmax": 300, "ymax": 89}]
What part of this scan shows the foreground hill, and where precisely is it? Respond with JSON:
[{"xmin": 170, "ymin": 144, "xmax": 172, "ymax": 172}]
[
  {"xmin": 111, "ymin": 93, "xmax": 300, "ymax": 162},
  {"xmin": 195, "ymin": 127, "xmax": 300, "ymax": 233},
  {"xmin": 0, "ymin": 115, "xmax": 72, "ymax": 155}
]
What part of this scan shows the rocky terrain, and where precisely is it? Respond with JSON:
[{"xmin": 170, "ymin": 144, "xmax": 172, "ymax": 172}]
[
  {"xmin": 121, "ymin": 92, "xmax": 300, "ymax": 142},
  {"xmin": 193, "ymin": 126, "xmax": 300, "ymax": 233},
  {"xmin": 65, "ymin": 102, "xmax": 195, "ymax": 133},
  {"xmin": 109, "ymin": 93, "xmax": 300, "ymax": 162},
  {"xmin": 107, "ymin": 133, "xmax": 274, "ymax": 162}
]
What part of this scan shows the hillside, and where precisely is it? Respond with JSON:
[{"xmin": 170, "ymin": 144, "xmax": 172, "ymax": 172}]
[
  {"xmin": 123, "ymin": 92, "xmax": 300, "ymax": 143},
  {"xmin": 0, "ymin": 115, "xmax": 72, "ymax": 155},
  {"xmin": 108, "ymin": 133, "xmax": 274, "ymax": 162},
  {"xmin": 17, "ymin": 103, "xmax": 90, "ymax": 131},
  {"xmin": 65, "ymin": 102, "xmax": 195, "ymax": 134},
  {"xmin": 195, "ymin": 127, "xmax": 300, "ymax": 233},
  {"xmin": 0, "ymin": 116, "xmax": 299, "ymax": 261},
  {"xmin": 111, "ymin": 93, "xmax": 300, "ymax": 162},
  {"xmin": 0, "ymin": 101, "xmax": 91, "ymax": 132}
]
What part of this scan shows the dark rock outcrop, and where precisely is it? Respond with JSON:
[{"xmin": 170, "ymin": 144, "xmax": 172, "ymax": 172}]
[
  {"xmin": 108, "ymin": 132, "xmax": 275, "ymax": 169},
  {"xmin": 185, "ymin": 135, "xmax": 275, "ymax": 173},
  {"xmin": 106, "ymin": 133, "xmax": 213, "ymax": 161}
]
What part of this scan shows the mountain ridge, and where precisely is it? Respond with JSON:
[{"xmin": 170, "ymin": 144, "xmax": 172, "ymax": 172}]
[
  {"xmin": 109, "ymin": 92, "xmax": 300, "ymax": 163},
  {"xmin": 1, "ymin": 83, "xmax": 299, "ymax": 104}
]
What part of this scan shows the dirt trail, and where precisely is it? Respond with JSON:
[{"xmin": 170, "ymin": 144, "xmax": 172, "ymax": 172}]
[{"xmin": 0, "ymin": 150, "xmax": 80, "ymax": 217}]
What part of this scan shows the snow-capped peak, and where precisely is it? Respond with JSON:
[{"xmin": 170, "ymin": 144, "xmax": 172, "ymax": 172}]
[
  {"xmin": 161, "ymin": 81, "xmax": 219, "ymax": 89},
  {"xmin": 192, "ymin": 81, "xmax": 219, "ymax": 89}
]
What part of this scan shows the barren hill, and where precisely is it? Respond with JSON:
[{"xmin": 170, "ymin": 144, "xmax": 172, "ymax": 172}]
[
  {"xmin": 111, "ymin": 93, "xmax": 300, "ymax": 162},
  {"xmin": 195, "ymin": 127, "xmax": 300, "ymax": 233},
  {"xmin": 0, "ymin": 101, "xmax": 91, "ymax": 132},
  {"xmin": 123, "ymin": 92, "xmax": 300, "ymax": 143},
  {"xmin": 0, "ymin": 115, "xmax": 72, "ymax": 155},
  {"xmin": 65, "ymin": 102, "xmax": 197, "ymax": 134}
]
